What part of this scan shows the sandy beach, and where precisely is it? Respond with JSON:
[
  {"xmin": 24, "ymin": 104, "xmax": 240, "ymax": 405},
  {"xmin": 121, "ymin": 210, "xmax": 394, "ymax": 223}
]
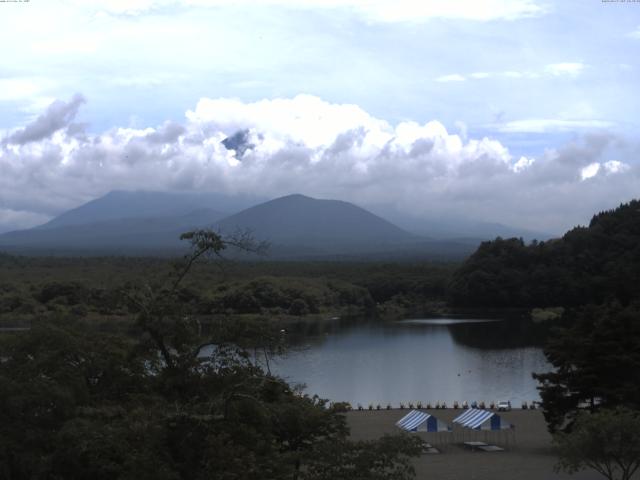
[{"xmin": 346, "ymin": 409, "xmax": 610, "ymax": 480}]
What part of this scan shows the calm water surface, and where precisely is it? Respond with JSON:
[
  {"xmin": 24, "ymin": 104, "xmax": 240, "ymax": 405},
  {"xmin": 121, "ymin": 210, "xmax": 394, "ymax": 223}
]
[{"xmin": 272, "ymin": 316, "xmax": 550, "ymax": 407}]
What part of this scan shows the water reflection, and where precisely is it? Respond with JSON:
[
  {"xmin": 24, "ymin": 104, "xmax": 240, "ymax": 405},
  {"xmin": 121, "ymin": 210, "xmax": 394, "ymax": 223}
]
[
  {"xmin": 272, "ymin": 316, "xmax": 550, "ymax": 406},
  {"xmin": 398, "ymin": 318, "xmax": 502, "ymax": 325}
]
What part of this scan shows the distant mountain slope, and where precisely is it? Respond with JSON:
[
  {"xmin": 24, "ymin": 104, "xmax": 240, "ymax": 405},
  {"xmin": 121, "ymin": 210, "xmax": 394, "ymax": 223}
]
[
  {"xmin": 0, "ymin": 191, "xmax": 478, "ymax": 259},
  {"xmin": 215, "ymin": 194, "xmax": 417, "ymax": 251},
  {"xmin": 369, "ymin": 208, "xmax": 554, "ymax": 242},
  {"xmin": 0, "ymin": 208, "xmax": 225, "ymax": 250},
  {"xmin": 449, "ymin": 199, "xmax": 640, "ymax": 307},
  {"xmin": 39, "ymin": 190, "xmax": 263, "ymax": 230}
]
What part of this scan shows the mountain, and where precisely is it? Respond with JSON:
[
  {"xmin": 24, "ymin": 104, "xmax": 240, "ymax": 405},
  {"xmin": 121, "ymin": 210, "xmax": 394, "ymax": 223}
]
[
  {"xmin": 0, "ymin": 191, "xmax": 476, "ymax": 259},
  {"xmin": 38, "ymin": 190, "xmax": 262, "ymax": 230},
  {"xmin": 215, "ymin": 194, "xmax": 417, "ymax": 252},
  {"xmin": 369, "ymin": 208, "xmax": 554, "ymax": 242},
  {"xmin": 0, "ymin": 208, "xmax": 226, "ymax": 252}
]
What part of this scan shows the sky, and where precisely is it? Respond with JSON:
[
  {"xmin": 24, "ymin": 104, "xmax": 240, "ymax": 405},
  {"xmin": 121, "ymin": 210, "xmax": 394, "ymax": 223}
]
[{"xmin": 0, "ymin": 0, "xmax": 639, "ymax": 234}]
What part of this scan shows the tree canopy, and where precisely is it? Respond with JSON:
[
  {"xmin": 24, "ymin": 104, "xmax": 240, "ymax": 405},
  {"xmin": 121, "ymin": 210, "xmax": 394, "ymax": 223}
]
[
  {"xmin": 448, "ymin": 200, "xmax": 640, "ymax": 438},
  {"xmin": 554, "ymin": 407, "xmax": 640, "ymax": 480},
  {"xmin": 533, "ymin": 303, "xmax": 640, "ymax": 432},
  {"xmin": 0, "ymin": 229, "xmax": 422, "ymax": 480},
  {"xmin": 449, "ymin": 199, "xmax": 640, "ymax": 308}
]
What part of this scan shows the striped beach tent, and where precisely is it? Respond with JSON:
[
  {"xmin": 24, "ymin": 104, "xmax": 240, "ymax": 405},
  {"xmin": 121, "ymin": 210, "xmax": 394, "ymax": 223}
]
[
  {"xmin": 452, "ymin": 408, "xmax": 511, "ymax": 430},
  {"xmin": 396, "ymin": 410, "xmax": 449, "ymax": 432}
]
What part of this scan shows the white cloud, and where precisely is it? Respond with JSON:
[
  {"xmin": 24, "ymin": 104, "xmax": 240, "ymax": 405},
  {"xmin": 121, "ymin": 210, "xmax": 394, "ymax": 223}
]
[
  {"xmin": 335, "ymin": 0, "xmax": 548, "ymax": 22},
  {"xmin": 580, "ymin": 162, "xmax": 600, "ymax": 181},
  {"xmin": 31, "ymin": 37, "xmax": 100, "ymax": 55},
  {"xmin": 503, "ymin": 71, "xmax": 524, "ymax": 78},
  {"xmin": 435, "ymin": 74, "xmax": 466, "ymax": 82},
  {"xmin": 447, "ymin": 65, "xmax": 579, "ymax": 83},
  {"xmin": 0, "ymin": 94, "xmax": 637, "ymax": 234},
  {"xmin": 111, "ymin": 73, "xmax": 188, "ymax": 87},
  {"xmin": 545, "ymin": 62, "xmax": 585, "ymax": 77},
  {"xmin": 603, "ymin": 160, "xmax": 630, "ymax": 175},
  {"xmin": 493, "ymin": 118, "xmax": 613, "ymax": 133},
  {"xmin": 187, "ymin": 95, "xmax": 390, "ymax": 149},
  {"xmin": 577, "ymin": 160, "xmax": 630, "ymax": 181},
  {"xmin": 66, "ymin": 0, "xmax": 169, "ymax": 15},
  {"xmin": 628, "ymin": 26, "xmax": 640, "ymax": 39},
  {"xmin": 0, "ymin": 79, "xmax": 40, "ymax": 102},
  {"xmin": 70, "ymin": 0, "xmax": 548, "ymax": 22},
  {"xmin": 513, "ymin": 156, "xmax": 535, "ymax": 172},
  {"xmin": 0, "ymin": 78, "xmax": 59, "ymax": 119}
]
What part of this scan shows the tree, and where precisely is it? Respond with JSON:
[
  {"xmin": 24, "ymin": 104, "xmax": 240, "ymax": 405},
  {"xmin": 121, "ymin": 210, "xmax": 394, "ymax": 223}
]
[
  {"xmin": 554, "ymin": 407, "xmax": 640, "ymax": 480},
  {"xmin": 448, "ymin": 199, "xmax": 640, "ymax": 309},
  {"xmin": 302, "ymin": 434, "xmax": 422, "ymax": 480},
  {"xmin": 533, "ymin": 303, "xmax": 640, "ymax": 432},
  {"xmin": 0, "ymin": 229, "xmax": 421, "ymax": 480}
]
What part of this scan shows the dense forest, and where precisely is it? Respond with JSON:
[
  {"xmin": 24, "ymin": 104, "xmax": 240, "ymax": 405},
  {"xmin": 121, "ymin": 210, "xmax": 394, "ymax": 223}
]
[
  {"xmin": 0, "ymin": 254, "xmax": 455, "ymax": 333},
  {"xmin": 449, "ymin": 200, "xmax": 640, "ymax": 308},
  {"xmin": 446, "ymin": 200, "xmax": 640, "ymax": 434},
  {"xmin": 0, "ymin": 236, "xmax": 451, "ymax": 479},
  {"xmin": 0, "ymin": 231, "xmax": 425, "ymax": 479}
]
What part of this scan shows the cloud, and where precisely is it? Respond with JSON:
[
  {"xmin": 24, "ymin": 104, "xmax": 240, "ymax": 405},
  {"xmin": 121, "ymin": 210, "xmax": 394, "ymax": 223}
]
[
  {"xmin": 442, "ymin": 64, "xmax": 582, "ymax": 84},
  {"xmin": 144, "ymin": 121, "xmax": 186, "ymax": 144},
  {"xmin": 628, "ymin": 26, "xmax": 640, "ymax": 39},
  {"xmin": 0, "ymin": 78, "xmax": 43, "ymax": 102},
  {"xmin": 492, "ymin": 118, "xmax": 613, "ymax": 133},
  {"xmin": 0, "ymin": 94, "xmax": 637, "ymax": 234},
  {"xmin": 513, "ymin": 156, "xmax": 535, "ymax": 172},
  {"xmin": 331, "ymin": 0, "xmax": 548, "ymax": 22},
  {"xmin": 579, "ymin": 160, "xmax": 631, "ymax": 181},
  {"xmin": 0, "ymin": 209, "xmax": 51, "ymax": 234},
  {"xmin": 580, "ymin": 162, "xmax": 600, "ymax": 181},
  {"xmin": 435, "ymin": 74, "xmax": 466, "ymax": 82},
  {"xmin": 72, "ymin": 0, "xmax": 548, "ymax": 22},
  {"xmin": 4, "ymin": 94, "xmax": 86, "ymax": 145},
  {"xmin": 67, "ymin": 0, "xmax": 169, "ymax": 16},
  {"xmin": 30, "ymin": 37, "xmax": 100, "ymax": 55},
  {"xmin": 0, "ymin": 77, "xmax": 57, "ymax": 115},
  {"xmin": 603, "ymin": 160, "xmax": 630, "ymax": 175},
  {"xmin": 544, "ymin": 62, "xmax": 585, "ymax": 77}
]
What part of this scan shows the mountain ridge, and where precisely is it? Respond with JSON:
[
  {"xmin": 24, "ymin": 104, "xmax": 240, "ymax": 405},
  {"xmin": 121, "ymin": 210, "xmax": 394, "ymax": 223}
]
[
  {"xmin": 38, "ymin": 190, "xmax": 263, "ymax": 230},
  {"xmin": 215, "ymin": 193, "xmax": 417, "ymax": 249},
  {"xmin": 0, "ymin": 190, "xmax": 538, "ymax": 260}
]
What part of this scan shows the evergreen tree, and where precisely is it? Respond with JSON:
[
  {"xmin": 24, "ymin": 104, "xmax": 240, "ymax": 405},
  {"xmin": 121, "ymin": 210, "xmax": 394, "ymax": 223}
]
[{"xmin": 533, "ymin": 303, "xmax": 640, "ymax": 432}]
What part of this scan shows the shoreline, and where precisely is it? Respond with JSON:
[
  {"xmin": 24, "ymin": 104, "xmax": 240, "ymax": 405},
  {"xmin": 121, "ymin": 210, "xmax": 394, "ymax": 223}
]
[{"xmin": 346, "ymin": 409, "xmax": 604, "ymax": 480}]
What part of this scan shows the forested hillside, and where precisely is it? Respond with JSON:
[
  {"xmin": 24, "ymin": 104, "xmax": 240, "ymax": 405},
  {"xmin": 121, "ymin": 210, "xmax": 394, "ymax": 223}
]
[{"xmin": 449, "ymin": 200, "xmax": 640, "ymax": 308}]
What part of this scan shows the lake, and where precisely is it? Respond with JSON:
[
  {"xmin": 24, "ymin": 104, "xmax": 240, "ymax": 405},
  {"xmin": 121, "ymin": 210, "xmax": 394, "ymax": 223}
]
[{"xmin": 272, "ymin": 315, "xmax": 551, "ymax": 407}]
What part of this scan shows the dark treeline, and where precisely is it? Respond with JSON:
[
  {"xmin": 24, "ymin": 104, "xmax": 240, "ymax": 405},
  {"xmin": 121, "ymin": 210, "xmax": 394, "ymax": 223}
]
[
  {"xmin": 533, "ymin": 301, "xmax": 640, "ymax": 432},
  {"xmin": 449, "ymin": 199, "xmax": 640, "ymax": 308},
  {"xmin": 447, "ymin": 199, "xmax": 640, "ymax": 435},
  {"xmin": 0, "ymin": 254, "xmax": 456, "ymax": 331}
]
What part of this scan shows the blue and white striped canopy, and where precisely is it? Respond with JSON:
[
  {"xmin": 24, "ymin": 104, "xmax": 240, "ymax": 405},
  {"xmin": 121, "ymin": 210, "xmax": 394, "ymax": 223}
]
[
  {"xmin": 452, "ymin": 409, "xmax": 511, "ymax": 430},
  {"xmin": 396, "ymin": 410, "xmax": 449, "ymax": 432}
]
